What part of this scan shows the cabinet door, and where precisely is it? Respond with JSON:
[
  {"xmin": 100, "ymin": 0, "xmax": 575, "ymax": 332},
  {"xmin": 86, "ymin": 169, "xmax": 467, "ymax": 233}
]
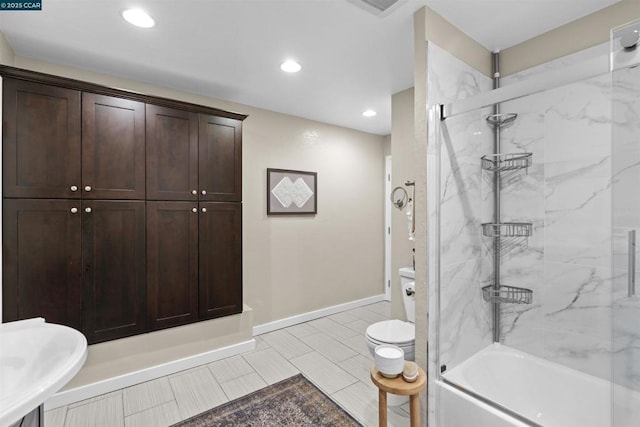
[
  {"xmin": 2, "ymin": 199, "xmax": 82, "ymax": 329},
  {"xmin": 82, "ymin": 93, "xmax": 145, "ymax": 199},
  {"xmin": 198, "ymin": 115, "xmax": 242, "ymax": 202},
  {"xmin": 146, "ymin": 105, "xmax": 198, "ymax": 201},
  {"xmin": 147, "ymin": 201, "xmax": 198, "ymax": 330},
  {"xmin": 3, "ymin": 78, "xmax": 81, "ymax": 198},
  {"xmin": 82, "ymin": 200, "xmax": 145, "ymax": 343},
  {"xmin": 198, "ymin": 202, "xmax": 242, "ymax": 319}
]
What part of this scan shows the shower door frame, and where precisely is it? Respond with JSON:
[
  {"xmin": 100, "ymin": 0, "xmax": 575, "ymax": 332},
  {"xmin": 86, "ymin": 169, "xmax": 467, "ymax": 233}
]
[{"xmin": 430, "ymin": 51, "xmax": 614, "ymax": 426}]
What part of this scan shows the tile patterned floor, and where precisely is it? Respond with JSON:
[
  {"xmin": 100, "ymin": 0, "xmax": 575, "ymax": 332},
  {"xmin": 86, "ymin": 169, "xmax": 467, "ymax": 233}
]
[{"xmin": 45, "ymin": 301, "xmax": 410, "ymax": 427}]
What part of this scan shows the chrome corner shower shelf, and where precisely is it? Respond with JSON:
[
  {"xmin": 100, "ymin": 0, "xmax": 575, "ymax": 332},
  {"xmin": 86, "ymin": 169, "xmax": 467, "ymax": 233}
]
[
  {"xmin": 482, "ymin": 284, "xmax": 533, "ymax": 305},
  {"xmin": 486, "ymin": 113, "xmax": 518, "ymax": 127},
  {"xmin": 482, "ymin": 222, "xmax": 533, "ymax": 238},
  {"xmin": 481, "ymin": 153, "xmax": 532, "ymax": 172}
]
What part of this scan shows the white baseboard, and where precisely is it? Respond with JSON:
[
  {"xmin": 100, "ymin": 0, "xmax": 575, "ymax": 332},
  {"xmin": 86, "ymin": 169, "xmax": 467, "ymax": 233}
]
[
  {"xmin": 45, "ymin": 339, "xmax": 256, "ymax": 410},
  {"xmin": 252, "ymin": 294, "xmax": 385, "ymax": 336}
]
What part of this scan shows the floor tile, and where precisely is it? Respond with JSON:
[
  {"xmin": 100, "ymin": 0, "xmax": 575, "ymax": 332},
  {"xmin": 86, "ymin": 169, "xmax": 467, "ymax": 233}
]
[
  {"xmin": 340, "ymin": 354, "xmax": 377, "ymax": 388},
  {"xmin": 399, "ymin": 401, "xmax": 411, "ymax": 415},
  {"xmin": 124, "ymin": 401, "xmax": 181, "ymax": 427},
  {"xmin": 349, "ymin": 307, "xmax": 389, "ymax": 324},
  {"xmin": 289, "ymin": 351, "xmax": 358, "ymax": 395},
  {"xmin": 254, "ymin": 335, "xmax": 271, "ymax": 350},
  {"xmin": 339, "ymin": 334, "xmax": 373, "ymax": 357},
  {"xmin": 123, "ymin": 377, "xmax": 174, "ymax": 416},
  {"xmin": 67, "ymin": 390, "xmax": 122, "ymax": 409},
  {"xmin": 260, "ymin": 329, "xmax": 313, "ymax": 359},
  {"xmin": 328, "ymin": 311, "xmax": 360, "ymax": 324},
  {"xmin": 308, "ymin": 317, "xmax": 359, "ymax": 340},
  {"xmin": 208, "ymin": 354, "xmax": 255, "ymax": 383},
  {"xmin": 44, "ymin": 406, "xmax": 67, "ymax": 427},
  {"xmin": 331, "ymin": 381, "xmax": 409, "ymax": 427},
  {"xmin": 242, "ymin": 348, "xmax": 299, "ymax": 385},
  {"xmin": 220, "ymin": 372, "xmax": 268, "ymax": 401},
  {"xmin": 300, "ymin": 332, "xmax": 358, "ymax": 363},
  {"xmin": 169, "ymin": 367, "xmax": 228, "ymax": 420},
  {"xmin": 65, "ymin": 394, "xmax": 124, "ymax": 427},
  {"xmin": 285, "ymin": 322, "xmax": 320, "ymax": 338},
  {"xmin": 363, "ymin": 301, "xmax": 392, "ymax": 316},
  {"xmin": 344, "ymin": 318, "xmax": 372, "ymax": 335}
]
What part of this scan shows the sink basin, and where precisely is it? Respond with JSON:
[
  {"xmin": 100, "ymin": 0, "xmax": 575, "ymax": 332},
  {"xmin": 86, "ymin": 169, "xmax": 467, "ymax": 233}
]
[{"xmin": 0, "ymin": 318, "xmax": 87, "ymax": 427}]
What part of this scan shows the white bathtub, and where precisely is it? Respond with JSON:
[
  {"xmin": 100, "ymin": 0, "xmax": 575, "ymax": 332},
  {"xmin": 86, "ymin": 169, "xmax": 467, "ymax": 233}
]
[{"xmin": 436, "ymin": 344, "xmax": 640, "ymax": 427}]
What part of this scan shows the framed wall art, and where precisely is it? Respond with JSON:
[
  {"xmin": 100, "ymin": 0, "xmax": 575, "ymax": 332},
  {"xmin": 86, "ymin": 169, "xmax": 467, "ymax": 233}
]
[{"xmin": 267, "ymin": 168, "xmax": 317, "ymax": 215}]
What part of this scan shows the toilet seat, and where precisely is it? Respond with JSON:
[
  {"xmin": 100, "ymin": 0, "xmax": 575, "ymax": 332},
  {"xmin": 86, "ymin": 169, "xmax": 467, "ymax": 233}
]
[{"xmin": 366, "ymin": 319, "xmax": 415, "ymax": 346}]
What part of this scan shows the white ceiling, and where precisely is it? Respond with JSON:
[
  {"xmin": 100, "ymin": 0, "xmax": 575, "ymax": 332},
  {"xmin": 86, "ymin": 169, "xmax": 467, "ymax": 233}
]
[{"xmin": 0, "ymin": 0, "xmax": 622, "ymax": 135}]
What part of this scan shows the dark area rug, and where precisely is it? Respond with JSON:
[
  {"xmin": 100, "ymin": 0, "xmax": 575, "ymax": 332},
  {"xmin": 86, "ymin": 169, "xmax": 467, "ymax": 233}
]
[{"xmin": 171, "ymin": 374, "xmax": 363, "ymax": 427}]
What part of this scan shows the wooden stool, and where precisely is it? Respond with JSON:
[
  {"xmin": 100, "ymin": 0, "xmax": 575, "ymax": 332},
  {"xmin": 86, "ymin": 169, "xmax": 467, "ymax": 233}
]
[{"xmin": 370, "ymin": 365, "xmax": 427, "ymax": 427}]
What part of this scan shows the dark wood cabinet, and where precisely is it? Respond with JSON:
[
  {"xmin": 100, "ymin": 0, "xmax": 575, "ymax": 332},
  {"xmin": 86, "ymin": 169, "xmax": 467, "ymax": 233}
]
[
  {"xmin": 2, "ymin": 199, "xmax": 82, "ymax": 329},
  {"xmin": 82, "ymin": 93, "xmax": 145, "ymax": 200},
  {"xmin": 81, "ymin": 200, "xmax": 146, "ymax": 343},
  {"xmin": 2, "ymin": 67, "xmax": 244, "ymax": 344},
  {"xmin": 199, "ymin": 115, "xmax": 242, "ymax": 202},
  {"xmin": 146, "ymin": 201, "xmax": 198, "ymax": 330},
  {"xmin": 146, "ymin": 105, "xmax": 198, "ymax": 201},
  {"xmin": 2, "ymin": 78, "xmax": 81, "ymax": 199},
  {"xmin": 199, "ymin": 202, "xmax": 242, "ymax": 319}
]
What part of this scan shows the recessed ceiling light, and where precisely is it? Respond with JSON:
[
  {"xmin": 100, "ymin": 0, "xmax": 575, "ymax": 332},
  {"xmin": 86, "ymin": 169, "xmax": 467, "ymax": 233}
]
[
  {"xmin": 362, "ymin": 110, "xmax": 377, "ymax": 117},
  {"xmin": 280, "ymin": 60, "xmax": 302, "ymax": 73},
  {"xmin": 122, "ymin": 9, "xmax": 155, "ymax": 28}
]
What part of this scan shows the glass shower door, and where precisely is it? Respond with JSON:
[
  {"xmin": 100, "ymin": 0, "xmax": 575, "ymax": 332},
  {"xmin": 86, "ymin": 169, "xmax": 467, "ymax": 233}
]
[{"xmin": 611, "ymin": 19, "xmax": 640, "ymax": 427}]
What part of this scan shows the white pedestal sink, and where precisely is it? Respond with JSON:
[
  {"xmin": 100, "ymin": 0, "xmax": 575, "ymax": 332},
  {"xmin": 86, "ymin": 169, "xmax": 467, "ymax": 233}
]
[{"xmin": 0, "ymin": 318, "xmax": 87, "ymax": 427}]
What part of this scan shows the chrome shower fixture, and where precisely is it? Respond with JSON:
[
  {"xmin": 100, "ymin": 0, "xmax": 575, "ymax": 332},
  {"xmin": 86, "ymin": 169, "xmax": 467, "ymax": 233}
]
[
  {"xmin": 620, "ymin": 26, "xmax": 639, "ymax": 50},
  {"xmin": 486, "ymin": 113, "xmax": 518, "ymax": 127},
  {"xmin": 391, "ymin": 180, "xmax": 415, "ymax": 210},
  {"xmin": 391, "ymin": 186, "xmax": 408, "ymax": 209}
]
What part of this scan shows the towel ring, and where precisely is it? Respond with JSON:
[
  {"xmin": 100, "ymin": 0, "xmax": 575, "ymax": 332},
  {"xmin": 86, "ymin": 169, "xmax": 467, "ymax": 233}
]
[{"xmin": 391, "ymin": 187, "xmax": 409, "ymax": 210}]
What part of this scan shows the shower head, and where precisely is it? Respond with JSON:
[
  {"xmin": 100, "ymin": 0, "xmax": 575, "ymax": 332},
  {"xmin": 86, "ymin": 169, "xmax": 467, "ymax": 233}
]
[{"xmin": 620, "ymin": 27, "xmax": 639, "ymax": 50}]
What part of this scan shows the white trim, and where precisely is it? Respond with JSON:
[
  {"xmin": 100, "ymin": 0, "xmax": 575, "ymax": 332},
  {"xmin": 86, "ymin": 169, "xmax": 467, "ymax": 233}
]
[
  {"xmin": 252, "ymin": 294, "xmax": 385, "ymax": 336},
  {"xmin": 443, "ymin": 56, "xmax": 609, "ymax": 119},
  {"xmin": 384, "ymin": 155, "xmax": 392, "ymax": 301},
  {"xmin": 44, "ymin": 339, "xmax": 255, "ymax": 410}
]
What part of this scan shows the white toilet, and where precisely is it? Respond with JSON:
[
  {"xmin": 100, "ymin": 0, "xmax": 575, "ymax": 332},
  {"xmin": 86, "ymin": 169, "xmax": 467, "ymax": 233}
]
[{"xmin": 365, "ymin": 267, "xmax": 415, "ymax": 361}]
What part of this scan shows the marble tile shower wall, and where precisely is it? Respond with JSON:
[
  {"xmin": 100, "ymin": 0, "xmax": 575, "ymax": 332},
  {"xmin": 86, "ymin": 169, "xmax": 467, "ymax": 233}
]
[
  {"xmin": 427, "ymin": 41, "xmax": 619, "ymax": 384},
  {"xmin": 426, "ymin": 43, "xmax": 493, "ymax": 375},
  {"xmin": 499, "ymin": 44, "xmax": 614, "ymax": 381},
  {"xmin": 612, "ymin": 63, "xmax": 640, "ymax": 393},
  {"xmin": 500, "ymin": 73, "xmax": 613, "ymax": 381}
]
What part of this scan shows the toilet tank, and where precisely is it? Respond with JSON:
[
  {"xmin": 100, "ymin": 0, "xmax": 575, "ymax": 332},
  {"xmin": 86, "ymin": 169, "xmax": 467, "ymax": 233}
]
[
  {"xmin": 399, "ymin": 267, "xmax": 415, "ymax": 280},
  {"xmin": 399, "ymin": 267, "xmax": 415, "ymax": 323}
]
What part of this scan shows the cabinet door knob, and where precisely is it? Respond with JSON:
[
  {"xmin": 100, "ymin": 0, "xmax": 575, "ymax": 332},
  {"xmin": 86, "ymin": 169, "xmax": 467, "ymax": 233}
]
[
  {"xmin": 201, "ymin": 207, "xmax": 207, "ymax": 213},
  {"xmin": 201, "ymin": 190, "xmax": 207, "ymax": 195},
  {"xmin": 70, "ymin": 207, "xmax": 78, "ymax": 214},
  {"xmin": 192, "ymin": 207, "xmax": 197, "ymax": 213},
  {"xmin": 84, "ymin": 185, "xmax": 92, "ymax": 192},
  {"xmin": 85, "ymin": 207, "xmax": 92, "ymax": 213},
  {"xmin": 192, "ymin": 190, "xmax": 197, "ymax": 195},
  {"xmin": 70, "ymin": 185, "xmax": 78, "ymax": 192}
]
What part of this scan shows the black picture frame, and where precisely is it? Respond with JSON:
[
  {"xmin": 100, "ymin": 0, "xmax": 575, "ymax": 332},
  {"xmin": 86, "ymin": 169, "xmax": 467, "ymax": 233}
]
[{"xmin": 267, "ymin": 168, "xmax": 317, "ymax": 215}]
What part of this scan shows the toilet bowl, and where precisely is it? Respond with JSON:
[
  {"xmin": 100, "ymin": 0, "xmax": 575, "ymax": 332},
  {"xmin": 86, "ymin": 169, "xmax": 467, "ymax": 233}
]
[
  {"xmin": 366, "ymin": 319, "xmax": 415, "ymax": 361},
  {"xmin": 365, "ymin": 267, "xmax": 416, "ymax": 360}
]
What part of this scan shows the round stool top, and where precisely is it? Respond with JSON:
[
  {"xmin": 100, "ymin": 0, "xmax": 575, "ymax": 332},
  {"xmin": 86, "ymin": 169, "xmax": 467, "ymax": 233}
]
[{"xmin": 370, "ymin": 365, "xmax": 426, "ymax": 396}]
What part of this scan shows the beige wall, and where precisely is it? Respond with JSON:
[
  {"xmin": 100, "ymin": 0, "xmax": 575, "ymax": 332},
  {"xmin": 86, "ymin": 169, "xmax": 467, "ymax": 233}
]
[
  {"xmin": 502, "ymin": 0, "xmax": 640, "ymax": 76},
  {"xmin": 383, "ymin": 134, "xmax": 391, "ymax": 156},
  {"xmin": 3, "ymin": 53, "xmax": 386, "ymax": 327},
  {"xmin": 390, "ymin": 88, "xmax": 415, "ymax": 320}
]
